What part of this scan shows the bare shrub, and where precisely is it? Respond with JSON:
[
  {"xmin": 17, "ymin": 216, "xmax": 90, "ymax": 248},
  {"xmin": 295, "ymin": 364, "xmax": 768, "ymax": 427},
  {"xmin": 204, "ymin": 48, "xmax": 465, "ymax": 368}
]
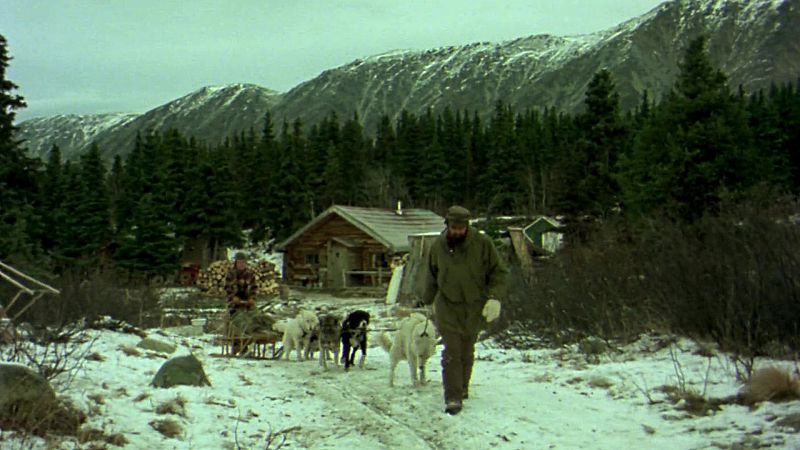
[
  {"xmin": 1, "ymin": 322, "xmax": 95, "ymax": 389},
  {"xmin": 15, "ymin": 270, "xmax": 161, "ymax": 329},
  {"xmin": 498, "ymin": 218, "xmax": 664, "ymax": 344},
  {"xmin": 500, "ymin": 194, "xmax": 800, "ymax": 355},
  {"xmin": 155, "ymin": 395, "xmax": 187, "ymax": 417},
  {"xmin": 0, "ymin": 397, "xmax": 87, "ymax": 437},
  {"xmin": 78, "ymin": 427, "xmax": 129, "ymax": 447},
  {"xmin": 742, "ymin": 366, "xmax": 800, "ymax": 405},
  {"xmin": 118, "ymin": 346, "xmax": 141, "ymax": 357},
  {"xmin": 149, "ymin": 418, "xmax": 183, "ymax": 439}
]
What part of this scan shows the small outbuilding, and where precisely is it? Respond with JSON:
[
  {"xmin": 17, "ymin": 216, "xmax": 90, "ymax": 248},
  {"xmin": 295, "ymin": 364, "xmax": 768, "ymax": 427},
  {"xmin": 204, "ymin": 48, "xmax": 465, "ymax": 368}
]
[
  {"xmin": 277, "ymin": 205, "xmax": 445, "ymax": 288},
  {"xmin": 508, "ymin": 215, "xmax": 564, "ymax": 272}
]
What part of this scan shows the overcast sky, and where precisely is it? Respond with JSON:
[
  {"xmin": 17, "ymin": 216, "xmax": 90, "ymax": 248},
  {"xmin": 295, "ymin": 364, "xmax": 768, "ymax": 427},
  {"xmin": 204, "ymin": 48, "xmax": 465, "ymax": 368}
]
[{"xmin": 2, "ymin": 0, "xmax": 665, "ymax": 122}]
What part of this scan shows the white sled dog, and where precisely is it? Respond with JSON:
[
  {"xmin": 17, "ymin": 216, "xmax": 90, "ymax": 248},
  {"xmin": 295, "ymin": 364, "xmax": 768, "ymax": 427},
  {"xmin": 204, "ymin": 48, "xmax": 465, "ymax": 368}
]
[
  {"xmin": 380, "ymin": 312, "xmax": 438, "ymax": 387},
  {"xmin": 273, "ymin": 310, "xmax": 319, "ymax": 361}
]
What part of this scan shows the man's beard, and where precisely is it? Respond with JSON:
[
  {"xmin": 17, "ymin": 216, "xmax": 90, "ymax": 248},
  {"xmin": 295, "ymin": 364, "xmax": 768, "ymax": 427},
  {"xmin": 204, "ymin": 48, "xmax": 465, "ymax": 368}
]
[{"xmin": 446, "ymin": 233, "xmax": 466, "ymax": 249}]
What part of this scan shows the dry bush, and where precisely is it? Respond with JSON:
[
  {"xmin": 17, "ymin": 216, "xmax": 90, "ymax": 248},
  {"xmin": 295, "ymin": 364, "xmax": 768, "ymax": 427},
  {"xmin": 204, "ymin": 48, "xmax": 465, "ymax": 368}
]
[
  {"xmin": 118, "ymin": 346, "xmax": 141, "ymax": 357},
  {"xmin": 1, "ymin": 322, "xmax": 95, "ymax": 389},
  {"xmin": 0, "ymin": 397, "xmax": 87, "ymax": 437},
  {"xmin": 500, "ymin": 195, "xmax": 800, "ymax": 356},
  {"xmin": 15, "ymin": 270, "xmax": 161, "ymax": 329},
  {"xmin": 742, "ymin": 366, "xmax": 800, "ymax": 405},
  {"xmin": 149, "ymin": 418, "xmax": 183, "ymax": 439},
  {"xmin": 155, "ymin": 395, "xmax": 187, "ymax": 417},
  {"xmin": 87, "ymin": 393, "xmax": 105, "ymax": 405},
  {"xmin": 78, "ymin": 427, "xmax": 129, "ymax": 447}
]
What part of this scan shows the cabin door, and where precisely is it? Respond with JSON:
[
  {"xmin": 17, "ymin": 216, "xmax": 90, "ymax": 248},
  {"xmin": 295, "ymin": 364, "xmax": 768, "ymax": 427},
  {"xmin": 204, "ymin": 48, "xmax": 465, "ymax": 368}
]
[{"xmin": 327, "ymin": 241, "xmax": 349, "ymax": 288}]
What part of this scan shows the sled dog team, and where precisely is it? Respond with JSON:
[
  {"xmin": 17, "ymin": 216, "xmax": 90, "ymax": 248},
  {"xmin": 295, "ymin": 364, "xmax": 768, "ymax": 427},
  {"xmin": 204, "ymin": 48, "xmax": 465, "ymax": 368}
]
[{"xmin": 272, "ymin": 309, "xmax": 439, "ymax": 386}]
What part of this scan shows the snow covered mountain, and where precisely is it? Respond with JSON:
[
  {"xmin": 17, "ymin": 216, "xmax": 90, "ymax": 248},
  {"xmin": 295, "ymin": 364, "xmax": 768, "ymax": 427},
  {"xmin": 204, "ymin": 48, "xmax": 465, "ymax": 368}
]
[
  {"xmin": 271, "ymin": 0, "xmax": 798, "ymax": 134},
  {"xmin": 17, "ymin": 113, "xmax": 139, "ymax": 160},
  {"xmin": 18, "ymin": 84, "xmax": 281, "ymax": 160},
  {"xmin": 17, "ymin": 0, "xmax": 799, "ymax": 160}
]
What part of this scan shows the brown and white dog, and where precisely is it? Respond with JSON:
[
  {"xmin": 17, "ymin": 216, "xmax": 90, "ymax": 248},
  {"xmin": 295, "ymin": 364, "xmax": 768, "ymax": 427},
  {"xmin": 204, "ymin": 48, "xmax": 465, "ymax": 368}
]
[
  {"xmin": 314, "ymin": 313, "xmax": 342, "ymax": 369},
  {"xmin": 380, "ymin": 312, "xmax": 438, "ymax": 387}
]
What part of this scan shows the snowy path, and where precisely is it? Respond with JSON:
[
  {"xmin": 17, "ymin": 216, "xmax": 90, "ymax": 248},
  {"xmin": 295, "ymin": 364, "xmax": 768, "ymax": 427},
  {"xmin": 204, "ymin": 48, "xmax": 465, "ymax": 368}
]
[{"xmin": 25, "ymin": 297, "xmax": 798, "ymax": 449}]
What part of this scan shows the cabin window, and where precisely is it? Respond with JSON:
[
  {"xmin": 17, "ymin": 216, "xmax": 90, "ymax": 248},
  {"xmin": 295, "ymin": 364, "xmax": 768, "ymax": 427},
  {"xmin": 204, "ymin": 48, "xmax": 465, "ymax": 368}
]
[
  {"xmin": 305, "ymin": 253, "xmax": 319, "ymax": 265},
  {"xmin": 371, "ymin": 252, "xmax": 389, "ymax": 269}
]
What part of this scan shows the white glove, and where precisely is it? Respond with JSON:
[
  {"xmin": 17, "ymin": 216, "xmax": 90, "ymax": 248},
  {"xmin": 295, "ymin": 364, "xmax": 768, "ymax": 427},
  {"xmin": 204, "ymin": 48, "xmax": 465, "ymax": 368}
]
[{"xmin": 482, "ymin": 299, "xmax": 501, "ymax": 322}]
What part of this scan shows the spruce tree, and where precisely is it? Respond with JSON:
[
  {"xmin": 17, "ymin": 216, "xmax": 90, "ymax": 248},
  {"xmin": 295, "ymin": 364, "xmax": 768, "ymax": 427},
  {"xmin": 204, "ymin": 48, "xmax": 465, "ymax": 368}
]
[
  {"xmin": 204, "ymin": 146, "xmax": 243, "ymax": 257},
  {"xmin": 483, "ymin": 100, "xmax": 524, "ymax": 214},
  {"xmin": 107, "ymin": 154, "xmax": 124, "ymax": 232},
  {"xmin": 0, "ymin": 34, "xmax": 39, "ymax": 259},
  {"xmin": 339, "ymin": 113, "xmax": 367, "ymax": 205},
  {"xmin": 38, "ymin": 145, "xmax": 64, "ymax": 252},
  {"xmin": 568, "ymin": 69, "xmax": 625, "ymax": 217},
  {"xmin": 373, "ymin": 114, "xmax": 396, "ymax": 168},
  {"xmin": 618, "ymin": 36, "xmax": 758, "ymax": 220},
  {"xmin": 394, "ymin": 110, "xmax": 423, "ymax": 202},
  {"xmin": 269, "ymin": 119, "xmax": 312, "ymax": 240},
  {"xmin": 246, "ymin": 112, "xmax": 277, "ymax": 242},
  {"xmin": 114, "ymin": 193, "xmax": 180, "ymax": 281},
  {"xmin": 76, "ymin": 143, "xmax": 112, "ymax": 263}
]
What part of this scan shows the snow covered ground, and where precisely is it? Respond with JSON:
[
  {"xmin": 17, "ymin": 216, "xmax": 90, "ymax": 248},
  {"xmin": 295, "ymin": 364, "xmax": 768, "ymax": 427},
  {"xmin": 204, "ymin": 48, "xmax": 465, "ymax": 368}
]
[{"xmin": 6, "ymin": 293, "xmax": 800, "ymax": 450}]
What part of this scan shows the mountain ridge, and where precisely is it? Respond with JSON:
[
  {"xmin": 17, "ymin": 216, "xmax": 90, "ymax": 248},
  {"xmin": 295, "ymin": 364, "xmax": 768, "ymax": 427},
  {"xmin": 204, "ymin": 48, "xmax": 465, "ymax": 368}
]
[{"xmin": 16, "ymin": 0, "xmax": 799, "ymax": 160}]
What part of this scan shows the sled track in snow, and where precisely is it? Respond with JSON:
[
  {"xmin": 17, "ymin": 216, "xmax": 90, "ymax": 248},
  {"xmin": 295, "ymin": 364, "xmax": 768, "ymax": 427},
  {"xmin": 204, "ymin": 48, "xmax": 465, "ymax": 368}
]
[{"xmin": 311, "ymin": 374, "xmax": 445, "ymax": 450}]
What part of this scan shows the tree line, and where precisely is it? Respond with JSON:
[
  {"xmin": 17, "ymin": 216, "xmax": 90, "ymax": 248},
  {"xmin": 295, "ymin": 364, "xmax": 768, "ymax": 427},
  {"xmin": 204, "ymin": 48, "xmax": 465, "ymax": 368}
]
[{"xmin": 2, "ymin": 35, "xmax": 800, "ymax": 281}]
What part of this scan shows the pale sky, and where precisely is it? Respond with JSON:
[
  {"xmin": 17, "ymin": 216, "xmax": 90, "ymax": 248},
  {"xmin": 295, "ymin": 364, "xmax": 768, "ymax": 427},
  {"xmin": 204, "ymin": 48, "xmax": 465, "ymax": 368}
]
[{"xmin": 1, "ymin": 0, "xmax": 665, "ymax": 121}]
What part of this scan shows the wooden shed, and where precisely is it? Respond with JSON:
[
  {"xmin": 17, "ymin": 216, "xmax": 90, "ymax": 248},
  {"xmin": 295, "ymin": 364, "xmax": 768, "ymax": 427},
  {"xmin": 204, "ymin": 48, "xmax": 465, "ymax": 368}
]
[
  {"xmin": 277, "ymin": 205, "xmax": 445, "ymax": 288},
  {"xmin": 508, "ymin": 216, "xmax": 564, "ymax": 272},
  {"xmin": 523, "ymin": 216, "xmax": 564, "ymax": 254}
]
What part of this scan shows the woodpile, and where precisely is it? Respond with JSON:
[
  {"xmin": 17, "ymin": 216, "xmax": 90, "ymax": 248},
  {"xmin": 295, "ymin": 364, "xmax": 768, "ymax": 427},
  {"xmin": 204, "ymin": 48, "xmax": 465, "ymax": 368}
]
[{"xmin": 196, "ymin": 260, "xmax": 282, "ymax": 297}]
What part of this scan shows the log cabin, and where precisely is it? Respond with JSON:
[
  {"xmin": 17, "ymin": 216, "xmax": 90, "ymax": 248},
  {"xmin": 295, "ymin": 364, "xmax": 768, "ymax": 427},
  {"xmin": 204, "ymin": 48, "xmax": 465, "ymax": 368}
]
[{"xmin": 277, "ymin": 204, "xmax": 444, "ymax": 288}]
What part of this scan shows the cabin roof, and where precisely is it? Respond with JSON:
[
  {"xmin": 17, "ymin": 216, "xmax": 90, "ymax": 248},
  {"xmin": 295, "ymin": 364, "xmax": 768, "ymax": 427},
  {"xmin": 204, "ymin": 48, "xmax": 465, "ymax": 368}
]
[{"xmin": 278, "ymin": 205, "xmax": 445, "ymax": 253}]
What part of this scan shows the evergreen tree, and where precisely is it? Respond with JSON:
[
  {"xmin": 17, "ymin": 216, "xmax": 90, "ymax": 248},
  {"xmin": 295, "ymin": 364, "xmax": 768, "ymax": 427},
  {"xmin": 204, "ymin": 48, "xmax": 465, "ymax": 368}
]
[
  {"xmin": 566, "ymin": 69, "xmax": 626, "ymax": 217},
  {"xmin": 38, "ymin": 145, "xmax": 64, "ymax": 252},
  {"xmin": 246, "ymin": 112, "xmax": 277, "ymax": 242},
  {"xmin": 373, "ymin": 114, "xmax": 396, "ymax": 168},
  {"xmin": 419, "ymin": 130, "xmax": 450, "ymax": 211},
  {"xmin": 517, "ymin": 108, "xmax": 546, "ymax": 212},
  {"xmin": 0, "ymin": 34, "xmax": 39, "ymax": 259},
  {"xmin": 618, "ymin": 36, "xmax": 758, "ymax": 220},
  {"xmin": 114, "ymin": 193, "xmax": 180, "ymax": 280},
  {"xmin": 746, "ymin": 87, "xmax": 789, "ymax": 189},
  {"xmin": 269, "ymin": 119, "xmax": 312, "ymax": 240},
  {"xmin": 322, "ymin": 141, "xmax": 347, "ymax": 205},
  {"xmin": 53, "ymin": 163, "xmax": 83, "ymax": 267},
  {"xmin": 204, "ymin": 146, "xmax": 244, "ymax": 256},
  {"xmin": 107, "ymin": 154, "xmax": 125, "ymax": 232},
  {"xmin": 394, "ymin": 110, "xmax": 423, "ymax": 202},
  {"xmin": 77, "ymin": 143, "xmax": 112, "ymax": 262},
  {"xmin": 482, "ymin": 100, "xmax": 524, "ymax": 214},
  {"xmin": 769, "ymin": 81, "xmax": 800, "ymax": 192},
  {"xmin": 54, "ymin": 144, "xmax": 112, "ymax": 270}
]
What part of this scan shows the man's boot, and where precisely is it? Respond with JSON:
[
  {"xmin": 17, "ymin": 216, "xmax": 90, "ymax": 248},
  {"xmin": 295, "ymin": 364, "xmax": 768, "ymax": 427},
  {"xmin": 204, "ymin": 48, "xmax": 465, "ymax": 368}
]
[{"xmin": 445, "ymin": 400, "xmax": 462, "ymax": 415}]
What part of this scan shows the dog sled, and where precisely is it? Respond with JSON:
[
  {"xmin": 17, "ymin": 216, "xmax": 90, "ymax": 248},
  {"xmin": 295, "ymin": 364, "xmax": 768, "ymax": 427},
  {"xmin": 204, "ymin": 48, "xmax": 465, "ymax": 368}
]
[{"xmin": 214, "ymin": 310, "xmax": 282, "ymax": 359}]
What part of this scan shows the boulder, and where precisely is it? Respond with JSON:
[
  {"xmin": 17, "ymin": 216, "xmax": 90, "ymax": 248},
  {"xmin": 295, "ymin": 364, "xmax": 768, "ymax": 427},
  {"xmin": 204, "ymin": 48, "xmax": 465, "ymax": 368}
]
[
  {"xmin": 151, "ymin": 354, "xmax": 210, "ymax": 388},
  {"xmin": 137, "ymin": 337, "xmax": 177, "ymax": 354},
  {"xmin": 0, "ymin": 363, "xmax": 57, "ymax": 427}
]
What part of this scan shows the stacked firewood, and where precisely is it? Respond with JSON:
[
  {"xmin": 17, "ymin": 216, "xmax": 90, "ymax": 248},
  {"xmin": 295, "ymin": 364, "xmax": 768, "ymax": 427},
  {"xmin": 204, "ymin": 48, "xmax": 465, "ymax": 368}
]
[{"xmin": 196, "ymin": 260, "xmax": 282, "ymax": 297}]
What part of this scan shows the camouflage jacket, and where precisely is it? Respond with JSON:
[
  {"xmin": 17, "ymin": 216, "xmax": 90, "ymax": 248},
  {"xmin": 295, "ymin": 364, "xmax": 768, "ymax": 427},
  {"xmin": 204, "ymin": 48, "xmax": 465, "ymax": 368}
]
[
  {"xmin": 422, "ymin": 228, "xmax": 508, "ymax": 335},
  {"xmin": 224, "ymin": 267, "xmax": 258, "ymax": 302}
]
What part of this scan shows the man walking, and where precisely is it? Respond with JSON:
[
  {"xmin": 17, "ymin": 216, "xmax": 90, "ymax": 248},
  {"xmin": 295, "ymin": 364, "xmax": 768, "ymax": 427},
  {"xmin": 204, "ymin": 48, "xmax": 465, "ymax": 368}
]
[{"xmin": 422, "ymin": 205, "xmax": 507, "ymax": 415}]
